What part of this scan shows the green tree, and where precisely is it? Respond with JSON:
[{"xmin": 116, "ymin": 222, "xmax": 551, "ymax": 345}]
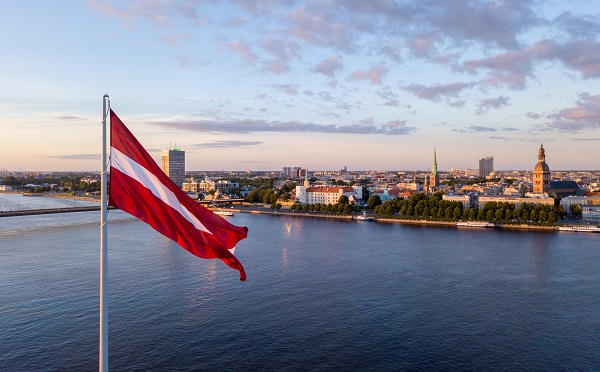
[
  {"xmin": 338, "ymin": 195, "xmax": 349, "ymax": 204},
  {"xmin": 569, "ymin": 204, "xmax": 582, "ymax": 217},
  {"xmin": 453, "ymin": 206, "xmax": 462, "ymax": 219},
  {"xmin": 367, "ymin": 195, "xmax": 382, "ymax": 210},
  {"xmin": 495, "ymin": 209, "xmax": 504, "ymax": 220}
]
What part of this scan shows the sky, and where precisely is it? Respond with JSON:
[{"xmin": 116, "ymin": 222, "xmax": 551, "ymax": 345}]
[{"xmin": 1, "ymin": 0, "xmax": 600, "ymax": 172}]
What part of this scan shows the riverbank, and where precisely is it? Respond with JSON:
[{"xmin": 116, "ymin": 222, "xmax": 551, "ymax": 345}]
[{"xmin": 228, "ymin": 207, "xmax": 567, "ymax": 232}]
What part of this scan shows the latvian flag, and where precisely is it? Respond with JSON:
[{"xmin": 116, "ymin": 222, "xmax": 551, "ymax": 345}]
[{"xmin": 108, "ymin": 109, "xmax": 248, "ymax": 281}]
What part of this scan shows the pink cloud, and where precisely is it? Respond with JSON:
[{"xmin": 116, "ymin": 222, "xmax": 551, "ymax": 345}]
[
  {"xmin": 313, "ymin": 55, "xmax": 343, "ymax": 77},
  {"xmin": 349, "ymin": 65, "xmax": 388, "ymax": 84},
  {"xmin": 227, "ymin": 41, "xmax": 257, "ymax": 64}
]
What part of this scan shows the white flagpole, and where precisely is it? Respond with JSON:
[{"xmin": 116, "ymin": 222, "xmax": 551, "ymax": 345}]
[{"xmin": 100, "ymin": 94, "xmax": 109, "ymax": 372}]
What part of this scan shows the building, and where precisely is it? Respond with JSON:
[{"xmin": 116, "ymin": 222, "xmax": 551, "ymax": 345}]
[
  {"xmin": 182, "ymin": 177, "xmax": 239, "ymax": 195},
  {"xmin": 443, "ymin": 194, "xmax": 472, "ymax": 209},
  {"xmin": 478, "ymin": 195, "xmax": 554, "ymax": 209},
  {"xmin": 549, "ymin": 180, "xmax": 579, "ymax": 198},
  {"xmin": 161, "ymin": 147, "xmax": 185, "ymax": 188},
  {"xmin": 430, "ymin": 147, "xmax": 439, "ymax": 188},
  {"xmin": 582, "ymin": 206, "xmax": 600, "ymax": 224},
  {"xmin": 532, "ymin": 144, "xmax": 550, "ymax": 194},
  {"xmin": 479, "ymin": 156, "xmax": 494, "ymax": 178},
  {"xmin": 295, "ymin": 172, "xmax": 362, "ymax": 204}
]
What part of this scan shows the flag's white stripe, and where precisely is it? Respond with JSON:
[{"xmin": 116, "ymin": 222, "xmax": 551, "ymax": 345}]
[{"xmin": 110, "ymin": 147, "xmax": 211, "ymax": 234}]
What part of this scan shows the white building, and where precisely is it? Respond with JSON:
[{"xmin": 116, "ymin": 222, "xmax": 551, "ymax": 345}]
[
  {"xmin": 442, "ymin": 194, "xmax": 472, "ymax": 209},
  {"xmin": 560, "ymin": 196, "xmax": 588, "ymax": 214},
  {"xmin": 582, "ymin": 206, "xmax": 600, "ymax": 224},
  {"xmin": 296, "ymin": 184, "xmax": 362, "ymax": 205},
  {"xmin": 182, "ymin": 177, "xmax": 239, "ymax": 194}
]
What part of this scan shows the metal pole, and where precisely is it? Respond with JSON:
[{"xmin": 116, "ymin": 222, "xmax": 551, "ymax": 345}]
[{"xmin": 100, "ymin": 94, "xmax": 109, "ymax": 372}]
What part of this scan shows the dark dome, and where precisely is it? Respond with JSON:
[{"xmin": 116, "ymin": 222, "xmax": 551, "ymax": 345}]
[{"xmin": 534, "ymin": 161, "xmax": 550, "ymax": 172}]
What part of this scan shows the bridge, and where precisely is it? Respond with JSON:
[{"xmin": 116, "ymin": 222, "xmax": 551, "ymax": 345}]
[
  {"xmin": 0, "ymin": 205, "xmax": 110, "ymax": 217},
  {"xmin": 0, "ymin": 198, "xmax": 245, "ymax": 217}
]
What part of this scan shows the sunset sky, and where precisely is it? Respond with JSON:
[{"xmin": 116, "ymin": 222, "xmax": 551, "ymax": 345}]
[{"xmin": 1, "ymin": 0, "xmax": 600, "ymax": 172}]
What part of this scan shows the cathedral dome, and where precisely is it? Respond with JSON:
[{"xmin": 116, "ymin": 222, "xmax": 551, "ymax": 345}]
[{"xmin": 534, "ymin": 161, "xmax": 550, "ymax": 172}]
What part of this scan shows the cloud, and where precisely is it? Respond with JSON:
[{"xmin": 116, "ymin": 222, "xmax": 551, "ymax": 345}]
[
  {"xmin": 149, "ymin": 118, "xmax": 418, "ymax": 135},
  {"xmin": 162, "ymin": 33, "xmax": 190, "ymax": 47},
  {"xmin": 476, "ymin": 96, "xmax": 510, "ymax": 114},
  {"xmin": 49, "ymin": 154, "xmax": 99, "ymax": 160},
  {"xmin": 286, "ymin": 5, "xmax": 362, "ymax": 53},
  {"xmin": 554, "ymin": 12, "xmax": 600, "ymax": 39},
  {"xmin": 349, "ymin": 65, "xmax": 388, "ymax": 84},
  {"xmin": 260, "ymin": 39, "xmax": 301, "ymax": 74},
  {"xmin": 313, "ymin": 55, "xmax": 343, "ymax": 77},
  {"xmin": 424, "ymin": 0, "xmax": 540, "ymax": 50},
  {"xmin": 54, "ymin": 115, "xmax": 86, "ymax": 121},
  {"xmin": 403, "ymin": 82, "xmax": 474, "ymax": 101},
  {"xmin": 89, "ymin": 0, "xmax": 203, "ymax": 28},
  {"xmin": 527, "ymin": 112, "xmax": 543, "ymax": 119},
  {"xmin": 468, "ymin": 125, "xmax": 497, "ymax": 133},
  {"xmin": 190, "ymin": 141, "xmax": 264, "ymax": 149},
  {"xmin": 272, "ymin": 83, "xmax": 300, "ymax": 95},
  {"xmin": 546, "ymin": 93, "xmax": 600, "ymax": 131},
  {"xmin": 227, "ymin": 41, "xmax": 257, "ymax": 64}
]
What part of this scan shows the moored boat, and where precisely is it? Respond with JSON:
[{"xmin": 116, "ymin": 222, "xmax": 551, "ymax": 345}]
[
  {"xmin": 355, "ymin": 211, "xmax": 373, "ymax": 221},
  {"xmin": 557, "ymin": 225, "xmax": 600, "ymax": 233},
  {"xmin": 456, "ymin": 221, "xmax": 495, "ymax": 228},
  {"xmin": 214, "ymin": 210, "xmax": 234, "ymax": 217}
]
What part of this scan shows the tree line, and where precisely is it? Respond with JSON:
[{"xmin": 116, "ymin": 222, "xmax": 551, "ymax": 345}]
[{"xmin": 372, "ymin": 193, "xmax": 558, "ymax": 224}]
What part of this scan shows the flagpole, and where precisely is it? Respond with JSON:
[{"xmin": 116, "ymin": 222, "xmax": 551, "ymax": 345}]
[{"xmin": 100, "ymin": 94, "xmax": 109, "ymax": 372}]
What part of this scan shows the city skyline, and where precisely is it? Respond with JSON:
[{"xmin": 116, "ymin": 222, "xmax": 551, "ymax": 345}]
[{"xmin": 2, "ymin": 1, "xmax": 600, "ymax": 172}]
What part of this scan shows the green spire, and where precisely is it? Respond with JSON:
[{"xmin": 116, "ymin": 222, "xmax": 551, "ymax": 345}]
[{"xmin": 432, "ymin": 146, "xmax": 438, "ymax": 176}]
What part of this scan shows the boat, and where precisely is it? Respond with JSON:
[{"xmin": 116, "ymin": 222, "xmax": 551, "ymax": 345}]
[
  {"xmin": 214, "ymin": 210, "xmax": 234, "ymax": 217},
  {"xmin": 557, "ymin": 225, "xmax": 600, "ymax": 233},
  {"xmin": 355, "ymin": 211, "xmax": 373, "ymax": 221},
  {"xmin": 456, "ymin": 221, "xmax": 495, "ymax": 228}
]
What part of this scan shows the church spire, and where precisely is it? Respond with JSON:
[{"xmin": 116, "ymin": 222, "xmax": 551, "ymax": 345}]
[
  {"xmin": 430, "ymin": 146, "xmax": 440, "ymax": 188},
  {"xmin": 538, "ymin": 143, "xmax": 545, "ymax": 162},
  {"xmin": 432, "ymin": 146, "xmax": 438, "ymax": 176}
]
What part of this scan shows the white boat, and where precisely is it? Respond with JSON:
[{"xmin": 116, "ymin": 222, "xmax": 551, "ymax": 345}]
[
  {"xmin": 557, "ymin": 225, "xmax": 600, "ymax": 233},
  {"xmin": 355, "ymin": 211, "xmax": 373, "ymax": 221},
  {"xmin": 214, "ymin": 210, "xmax": 234, "ymax": 217},
  {"xmin": 456, "ymin": 221, "xmax": 495, "ymax": 228}
]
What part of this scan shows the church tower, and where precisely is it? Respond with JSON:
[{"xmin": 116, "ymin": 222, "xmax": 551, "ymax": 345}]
[
  {"xmin": 429, "ymin": 147, "xmax": 440, "ymax": 188},
  {"xmin": 533, "ymin": 144, "xmax": 550, "ymax": 194}
]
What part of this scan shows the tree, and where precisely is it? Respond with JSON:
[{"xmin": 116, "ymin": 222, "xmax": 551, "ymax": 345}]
[
  {"xmin": 338, "ymin": 195, "xmax": 349, "ymax": 204},
  {"xmin": 495, "ymin": 209, "xmax": 504, "ymax": 220},
  {"xmin": 367, "ymin": 195, "xmax": 382, "ymax": 210},
  {"xmin": 570, "ymin": 204, "xmax": 582, "ymax": 217}
]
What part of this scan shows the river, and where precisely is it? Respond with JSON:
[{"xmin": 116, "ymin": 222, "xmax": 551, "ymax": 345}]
[{"xmin": 1, "ymin": 195, "xmax": 599, "ymax": 370}]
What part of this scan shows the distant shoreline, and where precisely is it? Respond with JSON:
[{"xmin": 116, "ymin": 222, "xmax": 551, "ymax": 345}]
[{"xmin": 228, "ymin": 208, "xmax": 561, "ymax": 232}]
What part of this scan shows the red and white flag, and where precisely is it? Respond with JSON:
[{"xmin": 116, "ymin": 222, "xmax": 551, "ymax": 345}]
[{"xmin": 108, "ymin": 109, "xmax": 248, "ymax": 280}]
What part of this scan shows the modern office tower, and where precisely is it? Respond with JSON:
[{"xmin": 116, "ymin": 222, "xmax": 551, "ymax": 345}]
[
  {"xmin": 479, "ymin": 156, "xmax": 494, "ymax": 178},
  {"xmin": 161, "ymin": 146, "xmax": 185, "ymax": 188},
  {"xmin": 533, "ymin": 144, "xmax": 550, "ymax": 194}
]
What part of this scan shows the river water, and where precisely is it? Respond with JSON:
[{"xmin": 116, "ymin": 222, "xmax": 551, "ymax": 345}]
[{"xmin": 0, "ymin": 196, "xmax": 599, "ymax": 371}]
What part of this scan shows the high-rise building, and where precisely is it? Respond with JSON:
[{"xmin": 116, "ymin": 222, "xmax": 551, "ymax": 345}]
[
  {"xmin": 161, "ymin": 147, "xmax": 185, "ymax": 188},
  {"xmin": 533, "ymin": 144, "xmax": 550, "ymax": 194},
  {"xmin": 429, "ymin": 147, "xmax": 439, "ymax": 188},
  {"xmin": 479, "ymin": 156, "xmax": 494, "ymax": 178}
]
